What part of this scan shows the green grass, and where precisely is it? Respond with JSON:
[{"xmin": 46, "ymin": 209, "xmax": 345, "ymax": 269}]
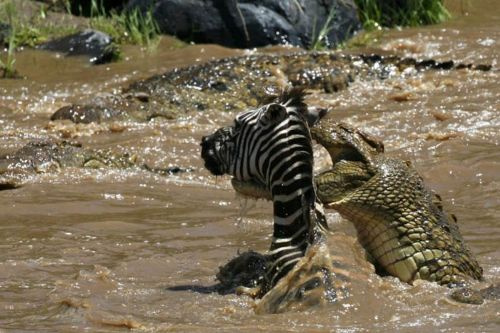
[
  {"xmin": 1, "ymin": 0, "xmax": 160, "ymax": 49},
  {"xmin": 0, "ymin": 1, "xmax": 18, "ymax": 78},
  {"xmin": 0, "ymin": 1, "xmax": 78, "ymax": 48},
  {"xmin": 310, "ymin": 6, "xmax": 337, "ymax": 50},
  {"xmin": 0, "ymin": 31, "xmax": 18, "ymax": 78},
  {"xmin": 339, "ymin": 28, "xmax": 384, "ymax": 50},
  {"xmin": 309, "ymin": 0, "xmax": 449, "ymax": 50},
  {"xmin": 89, "ymin": 0, "xmax": 160, "ymax": 50},
  {"xmin": 355, "ymin": 0, "xmax": 450, "ymax": 29}
]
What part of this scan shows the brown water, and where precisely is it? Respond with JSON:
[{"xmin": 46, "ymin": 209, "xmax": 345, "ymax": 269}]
[{"xmin": 0, "ymin": 1, "xmax": 499, "ymax": 331}]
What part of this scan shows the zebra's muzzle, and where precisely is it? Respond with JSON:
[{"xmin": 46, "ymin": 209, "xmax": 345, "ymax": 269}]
[
  {"xmin": 200, "ymin": 135, "xmax": 224, "ymax": 175},
  {"xmin": 200, "ymin": 127, "xmax": 234, "ymax": 176}
]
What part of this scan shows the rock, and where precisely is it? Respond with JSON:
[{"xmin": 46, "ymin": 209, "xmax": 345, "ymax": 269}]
[
  {"xmin": 125, "ymin": 0, "xmax": 361, "ymax": 49},
  {"xmin": 38, "ymin": 29, "xmax": 118, "ymax": 64},
  {"xmin": 50, "ymin": 104, "xmax": 123, "ymax": 124}
]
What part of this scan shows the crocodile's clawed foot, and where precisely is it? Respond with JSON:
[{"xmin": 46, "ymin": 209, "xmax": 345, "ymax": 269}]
[
  {"xmin": 449, "ymin": 287, "xmax": 484, "ymax": 304},
  {"xmin": 235, "ymin": 286, "xmax": 263, "ymax": 298},
  {"xmin": 449, "ymin": 284, "xmax": 500, "ymax": 305}
]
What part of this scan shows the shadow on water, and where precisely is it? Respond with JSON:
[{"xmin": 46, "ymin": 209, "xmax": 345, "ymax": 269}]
[
  {"xmin": 0, "ymin": 182, "xmax": 20, "ymax": 191},
  {"xmin": 166, "ymin": 283, "xmax": 232, "ymax": 295}
]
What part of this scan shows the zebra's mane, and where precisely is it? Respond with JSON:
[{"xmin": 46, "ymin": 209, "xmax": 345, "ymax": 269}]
[
  {"xmin": 277, "ymin": 87, "xmax": 308, "ymax": 109},
  {"xmin": 260, "ymin": 87, "xmax": 308, "ymax": 109},
  {"xmin": 261, "ymin": 87, "xmax": 325, "ymax": 127}
]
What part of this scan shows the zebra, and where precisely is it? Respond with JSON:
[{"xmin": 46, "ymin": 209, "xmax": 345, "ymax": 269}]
[{"xmin": 200, "ymin": 88, "xmax": 328, "ymax": 294}]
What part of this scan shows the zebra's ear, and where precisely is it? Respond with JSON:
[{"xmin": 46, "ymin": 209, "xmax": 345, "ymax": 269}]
[{"xmin": 261, "ymin": 103, "xmax": 287, "ymax": 125}]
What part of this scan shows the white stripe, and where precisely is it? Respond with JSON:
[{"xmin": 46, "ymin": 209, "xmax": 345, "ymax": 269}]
[
  {"xmin": 270, "ymin": 160, "xmax": 309, "ymax": 190},
  {"xmin": 269, "ymin": 149, "xmax": 309, "ymax": 182},
  {"xmin": 234, "ymin": 117, "xmax": 259, "ymax": 179},
  {"xmin": 272, "ymin": 225, "xmax": 307, "ymax": 243},
  {"xmin": 263, "ymin": 132, "xmax": 307, "ymax": 159},
  {"xmin": 268, "ymin": 238, "xmax": 306, "ymax": 255},
  {"xmin": 271, "ymin": 258, "xmax": 301, "ymax": 283},
  {"xmin": 260, "ymin": 124, "xmax": 303, "ymax": 153},
  {"xmin": 268, "ymin": 250, "xmax": 303, "ymax": 272},
  {"xmin": 273, "ymin": 185, "xmax": 312, "ymax": 203},
  {"xmin": 258, "ymin": 143, "xmax": 303, "ymax": 181},
  {"xmin": 271, "ymin": 172, "xmax": 310, "ymax": 189}
]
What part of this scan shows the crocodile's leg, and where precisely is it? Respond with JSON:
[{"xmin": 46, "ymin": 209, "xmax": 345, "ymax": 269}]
[{"xmin": 449, "ymin": 284, "xmax": 500, "ymax": 305}]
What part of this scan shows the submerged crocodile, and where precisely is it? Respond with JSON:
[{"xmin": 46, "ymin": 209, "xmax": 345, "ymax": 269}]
[
  {"xmin": 0, "ymin": 141, "xmax": 187, "ymax": 190},
  {"xmin": 50, "ymin": 52, "xmax": 491, "ymax": 123},
  {"xmin": 232, "ymin": 119, "xmax": 482, "ymax": 286}
]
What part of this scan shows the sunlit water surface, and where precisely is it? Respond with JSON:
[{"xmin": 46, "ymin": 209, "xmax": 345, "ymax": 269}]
[{"xmin": 0, "ymin": 1, "xmax": 499, "ymax": 331}]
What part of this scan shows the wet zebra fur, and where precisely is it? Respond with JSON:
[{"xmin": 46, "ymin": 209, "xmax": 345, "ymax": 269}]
[{"xmin": 201, "ymin": 88, "xmax": 328, "ymax": 292}]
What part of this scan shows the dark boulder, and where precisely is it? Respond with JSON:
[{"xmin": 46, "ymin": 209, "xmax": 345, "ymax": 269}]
[
  {"xmin": 38, "ymin": 29, "xmax": 118, "ymax": 64},
  {"xmin": 125, "ymin": 0, "xmax": 361, "ymax": 49},
  {"xmin": 50, "ymin": 104, "xmax": 123, "ymax": 123}
]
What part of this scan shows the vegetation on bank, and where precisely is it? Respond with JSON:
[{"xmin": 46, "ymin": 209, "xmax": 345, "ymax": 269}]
[
  {"xmin": 354, "ymin": 0, "xmax": 450, "ymax": 30},
  {"xmin": 0, "ymin": 1, "xmax": 18, "ymax": 78},
  {"xmin": 0, "ymin": 0, "xmax": 162, "ymax": 77},
  {"xmin": 311, "ymin": 0, "xmax": 450, "ymax": 50},
  {"xmin": 0, "ymin": 1, "xmax": 77, "ymax": 48},
  {"xmin": 1, "ymin": 0, "xmax": 452, "ymax": 78},
  {"xmin": 310, "ymin": 5, "xmax": 337, "ymax": 51},
  {"xmin": 0, "ymin": 0, "xmax": 159, "ymax": 49},
  {"xmin": 87, "ymin": 0, "xmax": 160, "ymax": 50}
]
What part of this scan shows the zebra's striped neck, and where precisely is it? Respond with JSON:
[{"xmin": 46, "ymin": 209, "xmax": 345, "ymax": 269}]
[{"xmin": 266, "ymin": 138, "xmax": 319, "ymax": 286}]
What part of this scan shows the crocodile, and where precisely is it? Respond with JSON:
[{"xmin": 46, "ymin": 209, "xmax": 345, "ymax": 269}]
[
  {"xmin": 310, "ymin": 120, "xmax": 483, "ymax": 286},
  {"xmin": 0, "ymin": 140, "xmax": 188, "ymax": 190},
  {"xmin": 50, "ymin": 51, "xmax": 491, "ymax": 123}
]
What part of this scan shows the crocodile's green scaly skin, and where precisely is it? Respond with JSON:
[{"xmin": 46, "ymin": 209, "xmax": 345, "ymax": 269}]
[{"xmin": 311, "ymin": 120, "xmax": 483, "ymax": 285}]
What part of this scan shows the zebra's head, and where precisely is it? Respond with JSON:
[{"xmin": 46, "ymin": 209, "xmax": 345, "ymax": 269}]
[
  {"xmin": 200, "ymin": 125, "xmax": 236, "ymax": 176},
  {"xmin": 201, "ymin": 88, "xmax": 315, "ymax": 182}
]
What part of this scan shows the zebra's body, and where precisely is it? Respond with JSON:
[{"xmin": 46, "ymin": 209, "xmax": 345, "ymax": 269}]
[{"xmin": 201, "ymin": 89, "xmax": 327, "ymax": 292}]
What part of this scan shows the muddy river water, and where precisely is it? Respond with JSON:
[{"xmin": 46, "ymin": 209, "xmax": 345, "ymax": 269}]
[{"xmin": 0, "ymin": 1, "xmax": 499, "ymax": 332}]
